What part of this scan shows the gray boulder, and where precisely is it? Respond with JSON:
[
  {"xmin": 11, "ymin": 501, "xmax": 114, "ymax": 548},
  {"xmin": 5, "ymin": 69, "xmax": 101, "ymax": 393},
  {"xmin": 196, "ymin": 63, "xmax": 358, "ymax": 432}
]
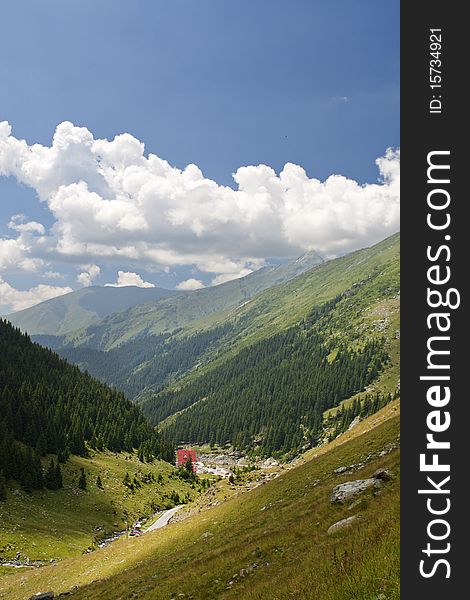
[
  {"xmin": 373, "ymin": 468, "xmax": 392, "ymax": 481},
  {"xmin": 58, "ymin": 586, "xmax": 79, "ymax": 597},
  {"xmin": 330, "ymin": 468, "xmax": 393, "ymax": 503},
  {"xmin": 330, "ymin": 478, "xmax": 380, "ymax": 503},
  {"xmin": 29, "ymin": 594, "xmax": 54, "ymax": 600},
  {"xmin": 327, "ymin": 515, "xmax": 360, "ymax": 534}
]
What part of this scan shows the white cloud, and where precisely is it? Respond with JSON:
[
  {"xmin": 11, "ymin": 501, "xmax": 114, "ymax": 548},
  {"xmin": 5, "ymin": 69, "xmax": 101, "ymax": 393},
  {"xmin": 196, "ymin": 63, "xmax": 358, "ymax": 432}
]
[
  {"xmin": 212, "ymin": 268, "xmax": 254, "ymax": 286},
  {"xmin": 105, "ymin": 270, "xmax": 155, "ymax": 288},
  {"xmin": 0, "ymin": 276, "xmax": 72, "ymax": 313},
  {"xmin": 77, "ymin": 264, "xmax": 101, "ymax": 287},
  {"xmin": 43, "ymin": 270, "xmax": 64, "ymax": 280},
  {"xmin": 0, "ymin": 215, "xmax": 47, "ymax": 273},
  {"xmin": 0, "ymin": 121, "xmax": 400, "ymax": 279},
  {"xmin": 8, "ymin": 215, "xmax": 45, "ymax": 235},
  {"xmin": 0, "ymin": 238, "xmax": 44, "ymax": 273},
  {"xmin": 176, "ymin": 278, "xmax": 205, "ymax": 291}
]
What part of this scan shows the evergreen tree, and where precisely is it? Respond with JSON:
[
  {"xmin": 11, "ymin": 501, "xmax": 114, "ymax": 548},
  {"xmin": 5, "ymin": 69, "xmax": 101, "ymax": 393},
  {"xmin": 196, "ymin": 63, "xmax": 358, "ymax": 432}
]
[
  {"xmin": 123, "ymin": 472, "xmax": 131, "ymax": 488},
  {"xmin": 0, "ymin": 470, "xmax": 7, "ymax": 501},
  {"xmin": 184, "ymin": 456, "xmax": 194, "ymax": 477},
  {"xmin": 22, "ymin": 471, "xmax": 34, "ymax": 493},
  {"xmin": 78, "ymin": 467, "xmax": 87, "ymax": 490},
  {"xmin": 57, "ymin": 447, "xmax": 70, "ymax": 464},
  {"xmin": 55, "ymin": 462, "xmax": 63, "ymax": 489},
  {"xmin": 35, "ymin": 432, "xmax": 47, "ymax": 457},
  {"xmin": 45, "ymin": 459, "xmax": 58, "ymax": 490},
  {"xmin": 96, "ymin": 474, "xmax": 103, "ymax": 489}
]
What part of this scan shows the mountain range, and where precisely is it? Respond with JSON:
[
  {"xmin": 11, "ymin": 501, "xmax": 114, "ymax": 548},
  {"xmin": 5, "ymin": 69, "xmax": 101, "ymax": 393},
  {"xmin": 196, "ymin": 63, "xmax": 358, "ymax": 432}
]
[
  {"xmin": 6, "ymin": 250, "xmax": 323, "ymax": 343},
  {"xmin": 23, "ymin": 233, "xmax": 399, "ymax": 457}
]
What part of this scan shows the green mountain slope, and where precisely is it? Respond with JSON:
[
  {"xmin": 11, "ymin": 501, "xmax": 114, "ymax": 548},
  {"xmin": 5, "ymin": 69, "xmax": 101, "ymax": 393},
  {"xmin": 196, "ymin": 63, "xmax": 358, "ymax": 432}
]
[
  {"xmin": 49, "ymin": 322, "xmax": 235, "ymax": 400},
  {"xmin": 56, "ymin": 250, "xmax": 323, "ymax": 350},
  {"xmin": 29, "ymin": 234, "xmax": 398, "ymax": 458},
  {"xmin": 4, "ymin": 285, "xmax": 181, "ymax": 336},
  {"xmin": 143, "ymin": 240, "xmax": 399, "ymax": 456},
  {"xmin": 0, "ymin": 319, "xmax": 174, "ymax": 497},
  {"xmin": 40, "ymin": 234, "xmax": 398, "ymax": 459}
]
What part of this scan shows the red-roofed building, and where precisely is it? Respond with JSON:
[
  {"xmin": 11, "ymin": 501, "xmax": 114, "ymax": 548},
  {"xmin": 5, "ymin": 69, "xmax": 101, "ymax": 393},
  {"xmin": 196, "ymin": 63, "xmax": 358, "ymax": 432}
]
[{"xmin": 176, "ymin": 449, "xmax": 197, "ymax": 471}]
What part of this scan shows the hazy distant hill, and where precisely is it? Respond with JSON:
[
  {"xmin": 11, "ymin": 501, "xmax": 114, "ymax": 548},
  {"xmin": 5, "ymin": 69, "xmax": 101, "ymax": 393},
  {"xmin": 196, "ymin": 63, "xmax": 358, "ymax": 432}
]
[
  {"xmin": 5, "ymin": 285, "xmax": 181, "ymax": 336},
  {"xmin": 52, "ymin": 250, "xmax": 323, "ymax": 350}
]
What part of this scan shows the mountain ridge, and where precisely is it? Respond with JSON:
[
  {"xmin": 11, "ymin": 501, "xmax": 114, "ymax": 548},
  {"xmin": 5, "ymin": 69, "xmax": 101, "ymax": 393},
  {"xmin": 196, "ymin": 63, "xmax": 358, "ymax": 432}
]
[
  {"xmin": 31, "ymin": 249, "xmax": 324, "ymax": 350},
  {"xmin": 4, "ymin": 285, "xmax": 182, "ymax": 336}
]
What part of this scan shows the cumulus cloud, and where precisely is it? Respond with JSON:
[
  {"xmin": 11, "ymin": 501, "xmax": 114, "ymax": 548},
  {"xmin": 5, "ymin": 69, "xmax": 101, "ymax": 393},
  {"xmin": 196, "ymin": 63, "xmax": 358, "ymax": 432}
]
[
  {"xmin": 0, "ymin": 214, "xmax": 49, "ymax": 277},
  {"xmin": 105, "ymin": 271, "xmax": 155, "ymax": 288},
  {"xmin": 0, "ymin": 121, "xmax": 400, "ymax": 280},
  {"xmin": 176, "ymin": 278, "xmax": 205, "ymax": 291},
  {"xmin": 77, "ymin": 264, "xmax": 101, "ymax": 287},
  {"xmin": 0, "ymin": 276, "xmax": 72, "ymax": 313},
  {"xmin": 0, "ymin": 237, "xmax": 44, "ymax": 273},
  {"xmin": 212, "ymin": 268, "xmax": 254, "ymax": 286},
  {"xmin": 8, "ymin": 215, "xmax": 45, "ymax": 235},
  {"xmin": 43, "ymin": 270, "xmax": 64, "ymax": 280}
]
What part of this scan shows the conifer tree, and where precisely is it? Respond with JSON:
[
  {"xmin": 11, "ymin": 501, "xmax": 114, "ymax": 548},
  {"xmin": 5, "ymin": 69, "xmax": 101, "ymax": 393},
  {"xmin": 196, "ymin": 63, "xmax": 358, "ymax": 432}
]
[
  {"xmin": 78, "ymin": 467, "xmax": 87, "ymax": 490},
  {"xmin": 57, "ymin": 446, "xmax": 70, "ymax": 464},
  {"xmin": 55, "ymin": 462, "xmax": 63, "ymax": 489},
  {"xmin": 45, "ymin": 459, "xmax": 58, "ymax": 490},
  {"xmin": 0, "ymin": 470, "xmax": 7, "ymax": 501}
]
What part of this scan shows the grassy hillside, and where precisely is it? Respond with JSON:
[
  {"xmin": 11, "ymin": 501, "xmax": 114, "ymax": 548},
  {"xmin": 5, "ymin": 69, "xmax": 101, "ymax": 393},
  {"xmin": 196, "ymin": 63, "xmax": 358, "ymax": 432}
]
[
  {"xmin": 5, "ymin": 286, "xmax": 180, "ymax": 336},
  {"xmin": 0, "ymin": 402, "xmax": 400, "ymax": 600},
  {"xmin": 0, "ymin": 235, "xmax": 400, "ymax": 599},
  {"xmin": 0, "ymin": 450, "xmax": 202, "ymax": 564},
  {"xmin": 208, "ymin": 232, "xmax": 399, "ymax": 353}
]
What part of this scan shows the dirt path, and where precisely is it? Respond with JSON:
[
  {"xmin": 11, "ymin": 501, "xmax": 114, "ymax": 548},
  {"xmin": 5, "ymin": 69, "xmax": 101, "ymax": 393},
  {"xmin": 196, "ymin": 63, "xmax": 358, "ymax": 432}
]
[{"xmin": 144, "ymin": 505, "xmax": 184, "ymax": 533}]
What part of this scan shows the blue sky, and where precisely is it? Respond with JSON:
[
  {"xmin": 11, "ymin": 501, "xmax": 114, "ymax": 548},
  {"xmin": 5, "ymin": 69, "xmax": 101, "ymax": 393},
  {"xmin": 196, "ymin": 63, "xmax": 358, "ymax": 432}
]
[{"xmin": 0, "ymin": 0, "xmax": 399, "ymax": 313}]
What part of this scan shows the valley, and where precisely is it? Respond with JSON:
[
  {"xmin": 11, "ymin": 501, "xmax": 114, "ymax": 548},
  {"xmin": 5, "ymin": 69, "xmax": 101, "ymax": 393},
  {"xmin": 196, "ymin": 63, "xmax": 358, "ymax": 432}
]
[{"xmin": 0, "ymin": 233, "xmax": 400, "ymax": 599}]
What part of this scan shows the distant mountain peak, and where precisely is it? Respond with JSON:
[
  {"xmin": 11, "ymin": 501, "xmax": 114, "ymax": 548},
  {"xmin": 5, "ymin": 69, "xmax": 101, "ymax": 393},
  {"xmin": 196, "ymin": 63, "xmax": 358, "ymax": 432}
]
[{"xmin": 293, "ymin": 249, "xmax": 324, "ymax": 264}]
